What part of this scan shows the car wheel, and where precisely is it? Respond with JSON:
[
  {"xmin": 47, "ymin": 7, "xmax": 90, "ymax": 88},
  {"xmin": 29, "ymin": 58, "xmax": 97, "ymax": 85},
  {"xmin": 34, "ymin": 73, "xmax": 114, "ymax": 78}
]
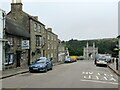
[
  {"xmin": 29, "ymin": 70, "xmax": 33, "ymax": 73},
  {"xmin": 44, "ymin": 67, "xmax": 47, "ymax": 72},
  {"xmin": 50, "ymin": 67, "xmax": 53, "ymax": 70}
]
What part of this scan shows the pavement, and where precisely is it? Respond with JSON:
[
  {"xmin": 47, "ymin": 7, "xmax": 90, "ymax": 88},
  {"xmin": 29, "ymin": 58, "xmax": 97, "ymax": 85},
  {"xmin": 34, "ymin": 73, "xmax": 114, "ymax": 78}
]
[
  {"xmin": 1, "ymin": 62, "xmax": 64, "ymax": 79},
  {"xmin": 108, "ymin": 62, "xmax": 120, "ymax": 77}
]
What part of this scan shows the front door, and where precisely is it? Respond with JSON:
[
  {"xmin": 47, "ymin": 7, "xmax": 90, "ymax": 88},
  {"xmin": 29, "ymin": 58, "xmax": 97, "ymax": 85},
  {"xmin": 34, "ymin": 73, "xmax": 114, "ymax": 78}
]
[{"xmin": 16, "ymin": 51, "xmax": 21, "ymax": 67}]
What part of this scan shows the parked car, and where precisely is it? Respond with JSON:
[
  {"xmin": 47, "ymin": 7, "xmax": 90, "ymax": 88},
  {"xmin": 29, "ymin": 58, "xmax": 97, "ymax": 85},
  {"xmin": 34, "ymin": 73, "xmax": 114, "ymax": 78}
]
[
  {"xmin": 106, "ymin": 58, "xmax": 112, "ymax": 63},
  {"xmin": 94, "ymin": 57, "xmax": 99, "ymax": 64},
  {"xmin": 37, "ymin": 57, "xmax": 47, "ymax": 61},
  {"xmin": 69, "ymin": 56, "xmax": 77, "ymax": 62},
  {"xmin": 64, "ymin": 58, "xmax": 73, "ymax": 63},
  {"xmin": 29, "ymin": 58, "xmax": 53, "ymax": 73},
  {"xmin": 95, "ymin": 58, "xmax": 108, "ymax": 66}
]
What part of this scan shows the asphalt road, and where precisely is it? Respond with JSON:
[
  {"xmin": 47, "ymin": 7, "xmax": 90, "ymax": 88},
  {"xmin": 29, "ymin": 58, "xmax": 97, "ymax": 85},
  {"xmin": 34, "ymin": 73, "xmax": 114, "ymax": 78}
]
[{"xmin": 2, "ymin": 60, "xmax": 118, "ymax": 88}]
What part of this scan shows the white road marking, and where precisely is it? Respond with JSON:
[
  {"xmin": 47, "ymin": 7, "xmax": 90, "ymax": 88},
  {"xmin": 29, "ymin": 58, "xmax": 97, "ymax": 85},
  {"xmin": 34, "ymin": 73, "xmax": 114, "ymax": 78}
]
[
  {"xmin": 110, "ymin": 77, "xmax": 116, "ymax": 82},
  {"xmin": 110, "ymin": 74, "xmax": 113, "ymax": 76},
  {"xmin": 104, "ymin": 77, "xmax": 108, "ymax": 80},
  {"xmin": 82, "ymin": 72, "xmax": 85, "ymax": 74},
  {"xmin": 89, "ymin": 75, "xmax": 91, "ymax": 79},
  {"xmin": 89, "ymin": 72, "xmax": 93, "ymax": 74},
  {"xmin": 84, "ymin": 76, "xmax": 86, "ymax": 78},
  {"xmin": 86, "ymin": 72, "xmax": 88, "ymax": 74},
  {"xmin": 104, "ymin": 73, "xmax": 107, "ymax": 76},
  {"xmin": 98, "ymin": 73, "xmax": 100, "ymax": 75},
  {"xmin": 80, "ymin": 79, "xmax": 118, "ymax": 85},
  {"xmin": 96, "ymin": 76, "xmax": 99, "ymax": 80}
]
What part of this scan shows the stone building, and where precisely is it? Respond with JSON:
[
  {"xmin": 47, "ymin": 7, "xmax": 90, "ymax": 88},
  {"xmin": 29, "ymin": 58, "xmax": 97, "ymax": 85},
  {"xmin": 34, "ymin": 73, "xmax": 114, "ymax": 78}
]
[
  {"xmin": 29, "ymin": 16, "xmax": 47, "ymax": 63},
  {"xmin": 58, "ymin": 40, "xmax": 66, "ymax": 62},
  {"xmin": 4, "ymin": 16, "xmax": 30, "ymax": 69},
  {"xmin": 46, "ymin": 28, "xmax": 58, "ymax": 63},
  {"xmin": 83, "ymin": 42, "xmax": 98, "ymax": 60},
  {"xmin": 4, "ymin": 0, "xmax": 47, "ymax": 69}
]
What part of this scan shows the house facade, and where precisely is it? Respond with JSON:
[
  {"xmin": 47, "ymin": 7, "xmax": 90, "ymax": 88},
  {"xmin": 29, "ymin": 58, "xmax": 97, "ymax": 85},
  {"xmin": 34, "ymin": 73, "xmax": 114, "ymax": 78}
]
[
  {"xmin": 29, "ymin": 16, "xmax": 47, "ymax": 63},
  {"xmin": 0, "ymin": 9, "xmax": 6, "ymax": 70},
  {"xmin": 46, "ymin": 28, "xmax": 58, "ymax": 63},
  {"xmin": 4, "ymin": 16, "xmax": 30, "ymax": 69},
  {"xmin": 58, "ymin": 40, "xmax": 66, "ymax": 62}
]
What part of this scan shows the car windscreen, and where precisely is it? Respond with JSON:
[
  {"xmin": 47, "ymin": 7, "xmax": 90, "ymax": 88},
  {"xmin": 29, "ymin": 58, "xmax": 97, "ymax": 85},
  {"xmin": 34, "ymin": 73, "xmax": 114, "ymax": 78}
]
[
  {"xmin": 98, "ymin": 58, "xmax": 106, "ymax": 61},
  {"xmin": 36, "ymin": 60, "xmax": 46, "ymax": 63}
]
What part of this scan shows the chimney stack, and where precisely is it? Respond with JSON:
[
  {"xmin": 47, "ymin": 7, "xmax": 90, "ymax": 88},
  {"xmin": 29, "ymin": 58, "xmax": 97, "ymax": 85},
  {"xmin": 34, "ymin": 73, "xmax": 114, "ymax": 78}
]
[
  {"xmin": 47, "ymin": 28, "xmax": 52, "ymax": 32},
  {"xmin": 11, "ymin": 0, "xmax": 23, "ymax": 11}
]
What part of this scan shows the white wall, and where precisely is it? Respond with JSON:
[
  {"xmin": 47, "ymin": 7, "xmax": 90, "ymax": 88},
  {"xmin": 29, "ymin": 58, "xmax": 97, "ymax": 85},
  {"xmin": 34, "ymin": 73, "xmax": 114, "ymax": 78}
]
[
  {"xmin": 0, "ymin": 9, "xmax": 4, "ymax": 71},
  {"xmin": 0, "ymin": 9, "xmax": 4, "ymax": 90}
]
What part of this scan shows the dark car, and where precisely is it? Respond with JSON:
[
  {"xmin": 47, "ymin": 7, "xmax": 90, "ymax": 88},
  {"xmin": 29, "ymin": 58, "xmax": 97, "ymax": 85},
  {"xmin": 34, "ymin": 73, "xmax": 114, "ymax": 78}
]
[
  {"xmin": 29, "ymin": 59, "xmax": 53, "ymax": 73},
  {"xmin": 64, "ymin": 58, "xmax": 73, "ymax": 63}
]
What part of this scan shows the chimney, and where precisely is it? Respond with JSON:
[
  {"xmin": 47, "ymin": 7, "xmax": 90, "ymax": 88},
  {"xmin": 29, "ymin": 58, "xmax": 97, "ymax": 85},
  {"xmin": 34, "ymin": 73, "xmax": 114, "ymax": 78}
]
[
  {"xmin": 47, "ymin": 28, "xmax": 52, "ymax": 32},
  {"xmin": 33, "ymin": 16, "xmax": 38, "ymax": 20},
  {"xmin": 11, "ymin": 0, "xmax": 23, "ymax": 11}
]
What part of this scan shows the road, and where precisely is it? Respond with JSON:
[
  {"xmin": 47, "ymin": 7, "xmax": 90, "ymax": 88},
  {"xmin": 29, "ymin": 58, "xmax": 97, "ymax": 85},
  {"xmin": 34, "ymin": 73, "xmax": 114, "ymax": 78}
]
[{"xmin": 2, "ymin": 60, "xmax": 118, "ymax": 88}]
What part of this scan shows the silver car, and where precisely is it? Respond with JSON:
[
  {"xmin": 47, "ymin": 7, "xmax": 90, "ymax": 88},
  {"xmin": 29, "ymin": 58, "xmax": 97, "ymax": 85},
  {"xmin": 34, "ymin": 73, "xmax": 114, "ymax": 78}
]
[{"xmin": 96, "ymin": 58, "xmax": 108, "ymax": 66}]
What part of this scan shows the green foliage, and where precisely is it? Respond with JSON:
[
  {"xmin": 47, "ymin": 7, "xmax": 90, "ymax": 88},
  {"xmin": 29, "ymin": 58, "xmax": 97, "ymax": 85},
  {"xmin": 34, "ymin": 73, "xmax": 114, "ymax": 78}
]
[
  {"xmin": 62, "ymin": 38, "xmax": 118, "ymax": 56},
  {"xmin": 76, "ymin": 57, "xmax": 84, "ymax": 60}
]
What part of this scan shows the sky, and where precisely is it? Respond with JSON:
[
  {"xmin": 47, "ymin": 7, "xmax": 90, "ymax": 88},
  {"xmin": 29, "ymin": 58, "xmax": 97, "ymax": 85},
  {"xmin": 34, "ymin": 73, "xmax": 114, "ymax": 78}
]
[{"xmin": 1, "ymin": 0, "xmax": 119, "ymax": 41}]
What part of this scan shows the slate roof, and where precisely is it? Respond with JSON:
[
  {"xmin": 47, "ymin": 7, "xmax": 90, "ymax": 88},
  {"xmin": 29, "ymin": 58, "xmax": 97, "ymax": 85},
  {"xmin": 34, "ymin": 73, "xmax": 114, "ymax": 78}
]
[{"xmin": 5, "ymin": 17, "xmax": 30, "ymax": 38}]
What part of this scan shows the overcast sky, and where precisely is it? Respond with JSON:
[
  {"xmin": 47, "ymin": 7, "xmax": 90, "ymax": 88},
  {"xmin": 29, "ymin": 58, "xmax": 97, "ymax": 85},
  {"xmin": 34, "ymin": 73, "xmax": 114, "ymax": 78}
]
[{"xmin": 1, "ymin": 0, "xmax": 119, "ymax": 41}]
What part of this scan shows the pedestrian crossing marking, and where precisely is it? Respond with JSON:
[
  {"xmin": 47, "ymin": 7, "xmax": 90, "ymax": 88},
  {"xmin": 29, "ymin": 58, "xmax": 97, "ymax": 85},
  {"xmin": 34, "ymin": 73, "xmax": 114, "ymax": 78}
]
[{"xmin": 82, "ymin": 71, "xmax": 117, "ymax": 82}]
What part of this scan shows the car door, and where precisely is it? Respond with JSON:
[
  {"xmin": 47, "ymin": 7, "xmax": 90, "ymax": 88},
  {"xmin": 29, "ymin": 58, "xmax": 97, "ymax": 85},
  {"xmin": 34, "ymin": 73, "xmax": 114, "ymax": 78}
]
[{"xmin": 46, "ymin": 59, "xmax": 50, "ymax": 69}]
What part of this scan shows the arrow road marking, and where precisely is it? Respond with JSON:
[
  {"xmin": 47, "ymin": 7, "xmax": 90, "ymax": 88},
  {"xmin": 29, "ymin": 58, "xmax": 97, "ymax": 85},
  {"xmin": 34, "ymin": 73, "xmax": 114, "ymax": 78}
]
[
  {"xmin": 104, "ymin": 77, "xmax": 108, "ymax": 80},
  {"xmin": 96, "ymin": 76, "xmax": 99, "ymax": 80},
  {"xmin": 110, "ymin": 77, "xmax": 116, "ymax": 82},
  {"xmin": 104, "ymin": 73, "xmax": 107, "ymax": 76}
]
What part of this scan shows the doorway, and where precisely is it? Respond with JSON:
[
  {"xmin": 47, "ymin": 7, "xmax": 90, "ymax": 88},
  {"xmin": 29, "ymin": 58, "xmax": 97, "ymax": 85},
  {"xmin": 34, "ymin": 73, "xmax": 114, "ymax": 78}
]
[{"xmin": 16, "ymin": 51, "xmax": 21, "ymax": 67}]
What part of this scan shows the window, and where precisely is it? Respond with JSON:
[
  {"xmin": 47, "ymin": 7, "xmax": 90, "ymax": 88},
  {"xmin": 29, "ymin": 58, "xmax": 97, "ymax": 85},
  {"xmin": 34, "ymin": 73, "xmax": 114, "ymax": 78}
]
[
  {"xmin": 48, "ymin": 34, "xmax": 50, "ymax": 40},
  {"xmin": 38, "ymin": 25, "xmax": 41, "ymax": 32},
  {"xmin": 17, "ymin": 39, "xmax": 21, "ymax": 47},
  {"xmin": 54, "ymin": 43, "xmax": 57, "ymax": 49},
  {"xmin": 5, "ymin": 53, "xmax": 15, "ymax": 65},
  {"xmin": 48, "ymin": 43, "xmax": 50, "ymax": 49},
  {"xmin": 51, "ymin": 44, "xmax": 53, "ymax": 49},
  {"xmin": 51, "ymin": 53, "xmax": 53, "ymax": 57},
  {"xmin": 42, "ymin": 37, "xmax": 45, "ymax": 46},
  {"xmin": 34, "ymin": 23, "xmax": 37, "ymax": 31},
  {"xmin": 8, "ymin": 37, "xmax": 14, "ymax": 46},
  {"xmin": 51, "ymin": 36, "xmax": 53, "ymax": 40},
  {"xmin": 36, "ymin": 35, "xmax": 42, "ymax": 47}
]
